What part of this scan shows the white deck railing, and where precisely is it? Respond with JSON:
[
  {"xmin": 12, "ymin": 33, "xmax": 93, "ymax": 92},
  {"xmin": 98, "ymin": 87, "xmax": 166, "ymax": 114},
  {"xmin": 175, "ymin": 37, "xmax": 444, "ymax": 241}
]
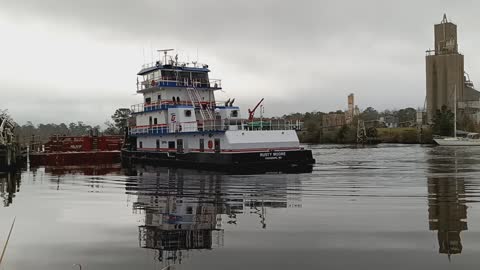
[
  {"xmin": 129, "ymin": 119, "xmax": 304, "ymax": 135},
  {"xmin": 131, "ymin": 100, "xmax": 218, "ymax": 114},
  {"xmin": 137, "ymin": 78, "xmax": 222, "ymax": 91}
]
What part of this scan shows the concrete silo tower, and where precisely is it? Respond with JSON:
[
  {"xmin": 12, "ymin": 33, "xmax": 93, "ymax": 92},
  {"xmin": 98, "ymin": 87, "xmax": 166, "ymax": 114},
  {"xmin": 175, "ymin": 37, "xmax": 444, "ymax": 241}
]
[{"xmin": 426, "ymin": 14, "xmax": 464, "ymax": 122}]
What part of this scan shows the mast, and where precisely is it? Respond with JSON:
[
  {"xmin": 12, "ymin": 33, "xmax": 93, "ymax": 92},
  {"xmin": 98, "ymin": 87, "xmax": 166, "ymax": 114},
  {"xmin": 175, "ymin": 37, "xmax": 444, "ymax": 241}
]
[{"xmin": 454, "ymin": 84, "xmax": 457, "ymax": 138}]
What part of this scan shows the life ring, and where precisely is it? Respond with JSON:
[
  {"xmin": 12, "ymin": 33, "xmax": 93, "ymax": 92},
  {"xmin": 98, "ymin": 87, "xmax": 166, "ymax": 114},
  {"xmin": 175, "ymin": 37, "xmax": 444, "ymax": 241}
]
[
  {"xmin": 208, "ymin": 140, "xmax": 213, "ymax": 149},
  {"xmin": 151, "ymin": 80, "xmax": 156, "ymax": 86}
]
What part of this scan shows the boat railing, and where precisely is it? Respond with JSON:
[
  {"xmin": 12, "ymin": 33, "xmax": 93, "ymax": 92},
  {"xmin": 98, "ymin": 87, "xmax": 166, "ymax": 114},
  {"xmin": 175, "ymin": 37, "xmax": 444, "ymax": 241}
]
[
  {"xmin": 137, "ymin": 76, "xmax": 222, "ymax": 91},
  {"xmin": 131, "ymin": 100, "xmax": 218, "ymax": 113},
  {"xmin": 129, "ymin": 119, "xmax": 304, "ymax": 135},
  {"xmin": 141, "ymin": 61, "xmax": 209, "ymax": 70}
]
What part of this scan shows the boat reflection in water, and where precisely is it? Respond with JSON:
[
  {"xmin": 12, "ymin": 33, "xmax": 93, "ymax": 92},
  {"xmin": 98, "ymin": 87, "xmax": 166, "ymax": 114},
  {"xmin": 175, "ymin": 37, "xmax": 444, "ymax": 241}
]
[
  {"xmin": 125, "ymin": 165, "xmax": 302, "ymax": 268},
  {"xmin": 0, "ymin": 171, "xmax": 21, "ymax": 207},
  {"xmin": 427, "ymin": 148, "xmax": 469, "ymax": 257}
]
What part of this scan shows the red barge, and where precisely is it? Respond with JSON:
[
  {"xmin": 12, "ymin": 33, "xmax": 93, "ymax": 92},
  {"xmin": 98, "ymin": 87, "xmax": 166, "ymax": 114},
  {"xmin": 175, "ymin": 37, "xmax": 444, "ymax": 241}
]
[{"xmin": 29, "ymin": 135, "xmax": 123, "ymax": 166}]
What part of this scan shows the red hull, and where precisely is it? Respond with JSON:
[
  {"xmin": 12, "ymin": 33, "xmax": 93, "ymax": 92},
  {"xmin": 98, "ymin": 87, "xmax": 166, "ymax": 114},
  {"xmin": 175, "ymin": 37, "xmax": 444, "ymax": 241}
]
[{"xmin": 30, "ymin": 151, "xmax": 121, "ymax": 166}]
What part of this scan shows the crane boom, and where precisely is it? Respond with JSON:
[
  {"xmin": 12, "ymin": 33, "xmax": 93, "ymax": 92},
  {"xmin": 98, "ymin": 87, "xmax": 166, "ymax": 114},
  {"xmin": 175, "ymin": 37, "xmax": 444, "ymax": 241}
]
[{"xmin": 248, "ymin": 98, "xmax": 264, "ymax": 121}]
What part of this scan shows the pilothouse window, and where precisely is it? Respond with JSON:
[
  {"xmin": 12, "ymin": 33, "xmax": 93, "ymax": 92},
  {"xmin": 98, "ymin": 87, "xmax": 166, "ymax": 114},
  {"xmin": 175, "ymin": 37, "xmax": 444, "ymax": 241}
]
[
  {"xmin": 192, "ymin": 72, "xmax": 208, "ymax": 87},
  {"xmin": 192, "ymin": 72, "xmax": 208, "ymax": 82},
  {"xmin": 147, "ymin": 72, "xmax": 154, "ymax": 80},
  {"xmin": 178, "ymin": 72, "xmax": 191, "ymax": 85},
  {"xmin": 162, "ymin": 70, "xmax": 176, "ymax": 81}
]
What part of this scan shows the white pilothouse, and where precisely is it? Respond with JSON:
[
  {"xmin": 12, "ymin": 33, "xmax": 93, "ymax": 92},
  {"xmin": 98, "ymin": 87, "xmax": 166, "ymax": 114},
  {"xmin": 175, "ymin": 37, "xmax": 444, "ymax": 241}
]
[{"xmin": 122, "ymin": 50, "xmax": 314, "ymax": 171}]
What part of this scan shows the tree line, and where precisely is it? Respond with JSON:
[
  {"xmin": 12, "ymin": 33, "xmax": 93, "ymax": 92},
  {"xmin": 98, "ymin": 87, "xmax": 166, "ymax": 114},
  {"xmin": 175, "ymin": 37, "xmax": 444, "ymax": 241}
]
[
  {"xmin": 283, "ymin": 107, "xmax": 419, "ymax": 143},
  {"xmin": 15, "ymin": 108, "xmax": 131, "ymax": 144}
]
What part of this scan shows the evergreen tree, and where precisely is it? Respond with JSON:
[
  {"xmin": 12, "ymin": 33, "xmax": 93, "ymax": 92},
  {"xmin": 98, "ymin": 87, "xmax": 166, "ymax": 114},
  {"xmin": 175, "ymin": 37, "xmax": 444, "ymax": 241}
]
[
  {"xmin": 111, "ymin": 108, "xmax": 132, "ymax": 134},
  {"xmin": 432, "ymin": 105, "xmax": 454, "ymax": 136}
]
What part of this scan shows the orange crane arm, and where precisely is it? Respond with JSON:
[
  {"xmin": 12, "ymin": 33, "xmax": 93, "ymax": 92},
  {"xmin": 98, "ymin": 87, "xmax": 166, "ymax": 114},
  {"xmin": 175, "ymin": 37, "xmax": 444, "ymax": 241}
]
[{"xmin": 248, "ymin": 98, "xmax": 264, "ymax": 121}]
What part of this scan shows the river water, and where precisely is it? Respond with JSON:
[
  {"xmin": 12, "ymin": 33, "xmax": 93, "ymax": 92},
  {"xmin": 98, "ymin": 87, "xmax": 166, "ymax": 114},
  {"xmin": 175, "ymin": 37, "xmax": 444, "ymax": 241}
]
[{"xmin": 1, "ymin": 144, "xmax": 480, "ymax": 269}]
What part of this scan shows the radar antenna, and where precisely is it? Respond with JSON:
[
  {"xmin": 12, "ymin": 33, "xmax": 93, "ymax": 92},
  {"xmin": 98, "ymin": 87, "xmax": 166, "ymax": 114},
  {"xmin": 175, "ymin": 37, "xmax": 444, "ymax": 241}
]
[{"xmin": 157, "ymin": 49, "xmax": 174, "ymax": 65}]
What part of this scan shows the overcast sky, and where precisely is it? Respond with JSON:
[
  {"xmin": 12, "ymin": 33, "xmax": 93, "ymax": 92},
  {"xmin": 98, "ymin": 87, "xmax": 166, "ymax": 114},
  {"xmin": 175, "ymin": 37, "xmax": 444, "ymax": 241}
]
[{"xmin": 1, "ymin": 0, "xmax": 480, "ymax": 126}]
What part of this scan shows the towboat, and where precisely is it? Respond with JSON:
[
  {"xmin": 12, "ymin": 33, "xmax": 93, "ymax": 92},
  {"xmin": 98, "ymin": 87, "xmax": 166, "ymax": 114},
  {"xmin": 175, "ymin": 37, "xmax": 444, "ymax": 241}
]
[{"xmin": 122, "ymin": 50, "xmax": 315, "ymax": 172}]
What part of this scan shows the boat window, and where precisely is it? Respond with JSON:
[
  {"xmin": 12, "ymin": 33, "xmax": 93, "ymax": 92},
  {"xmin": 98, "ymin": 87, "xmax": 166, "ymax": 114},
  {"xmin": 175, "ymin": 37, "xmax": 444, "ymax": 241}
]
[
  {"xmin": 145, "ymin": 97, "xmax": 151, "ymax": 104},
  {"xmin": 157, "ymin": 94, "xmax": 161, "ymax": 101},
  {"xmin": 185, "ymin": 110, "xmax": 192, "ymax": 117},
  {"xmin": 186, "ymin": 206, "xmax": 193, "ymax": 214},
  {"xmin": 178, "ymin": 72, "xmax": 191, "ymax": 84},
  {"xmin": 154, "ymin": 118, "xmax": 157, "ymax": 125},
  {"xmin": 146, "ymin": 72, "xmax": 154, "ymax": 80},
  {"xmin": 156, "ymin": 139, "xmax": 160, "ymax": 149},
  {"xmin": 214, "ymin": 138, "xmax": 221, "ymax": 153},
  {"xmin": 177, "ymin": 139, "xmax": 184, "ymax": 153},
  {"xmin": 199, "ymin": 139, "xmax": 204, "ymax": 152},
  {"xmin": 168, "ymin": 141, "xmax": 175, "ymax": 149},
  {"xmin": 231, "ymin": 110, "xmax": 238, "ymax": 117},
  {"xmin": 149, "ymin": 117, "xmax": 152, "ymax": 126},
  {"xmin": 139, "ymin": 141, "xmax": 143, "ymax": 149},
  {"xmin": 192, "ymin": 72, "xmax": 208, "ymax": 82},
  {"xmin": 162, "ymin": 70, "xmax": 176, "ymax": 81}
]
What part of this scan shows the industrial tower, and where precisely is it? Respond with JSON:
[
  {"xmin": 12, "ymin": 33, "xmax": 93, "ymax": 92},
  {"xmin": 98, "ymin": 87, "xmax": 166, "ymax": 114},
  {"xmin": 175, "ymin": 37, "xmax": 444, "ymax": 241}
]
[{"xmin": 425, "ymin": 14, "xmax": 464, "ymax": 122}]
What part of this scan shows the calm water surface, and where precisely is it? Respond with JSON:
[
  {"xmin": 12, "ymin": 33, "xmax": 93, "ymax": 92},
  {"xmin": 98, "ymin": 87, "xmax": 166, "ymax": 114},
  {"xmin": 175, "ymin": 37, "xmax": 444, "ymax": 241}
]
[{"xmin": 1, "ymin": 144, "xmax": 480, "ymax": 269}]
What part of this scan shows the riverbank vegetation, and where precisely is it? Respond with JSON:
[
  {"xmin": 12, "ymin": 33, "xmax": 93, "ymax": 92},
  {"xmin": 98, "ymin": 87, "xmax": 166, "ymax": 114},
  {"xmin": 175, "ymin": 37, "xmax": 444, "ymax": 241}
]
[
  {"xmin": 14, "ymin": 108, "xmax": 131, "ymax": 144},
  {"xmin": 431, "ymin": 105, "xmax": 480, "ymax": 136},
  {"xmin": 286, "ymin": 107, "xmax": 433, "ymax": 144}
]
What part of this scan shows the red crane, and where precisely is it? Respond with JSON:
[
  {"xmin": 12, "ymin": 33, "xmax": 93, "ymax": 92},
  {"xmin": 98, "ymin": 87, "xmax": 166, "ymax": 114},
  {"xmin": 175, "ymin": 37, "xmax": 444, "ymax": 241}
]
[{"xmin": 248, "ymin": 98, "xmax": 264, "ymax": 122}]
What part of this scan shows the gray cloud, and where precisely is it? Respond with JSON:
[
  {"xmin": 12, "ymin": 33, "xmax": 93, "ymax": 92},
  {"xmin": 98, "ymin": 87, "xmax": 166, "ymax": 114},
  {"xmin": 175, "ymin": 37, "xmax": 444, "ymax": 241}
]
[{"xmin": 1, "ymin": 0, "xmax": 480, "ymax": 124}]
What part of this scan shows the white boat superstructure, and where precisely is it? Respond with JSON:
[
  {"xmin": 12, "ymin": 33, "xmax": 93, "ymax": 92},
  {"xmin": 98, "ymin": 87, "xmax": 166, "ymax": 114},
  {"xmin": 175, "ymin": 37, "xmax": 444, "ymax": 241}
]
[{"xmin": 123, "ymin": 50, "xmax": 314, "ymax": 171}]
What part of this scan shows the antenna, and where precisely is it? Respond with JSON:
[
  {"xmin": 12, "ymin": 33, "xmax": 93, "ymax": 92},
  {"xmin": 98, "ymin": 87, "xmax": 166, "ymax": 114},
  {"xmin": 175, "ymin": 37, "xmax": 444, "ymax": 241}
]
[
  {"xmin": 149, "ymin": 42, "xmax": 154, "ymax": 63},
  {"xmin": 442, "ymin": 13, "xmax": 448, "ymax": 23},
  {"xmin": 157, "ymin": 49, "xmax": 174, "ymax": 65}
]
